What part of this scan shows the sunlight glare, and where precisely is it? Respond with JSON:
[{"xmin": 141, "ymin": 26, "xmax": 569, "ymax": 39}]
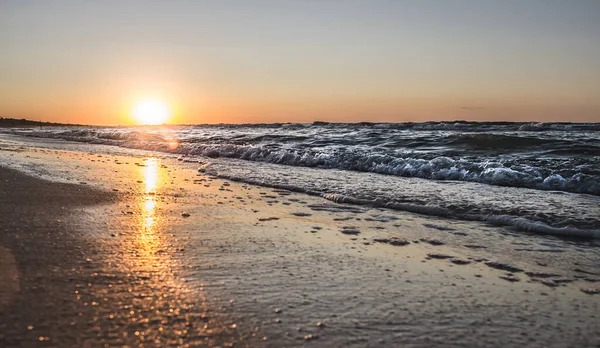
[{"xmin": 133, "ymin": 99, "xmax": 171, "ymax": 125}]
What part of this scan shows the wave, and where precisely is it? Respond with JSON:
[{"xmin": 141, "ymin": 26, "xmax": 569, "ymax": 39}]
[
  {"xmin": 158, "ymin": 144, "xmax": 600, "ymax": 196},
  {"xmin": 308, "ymin": 121, "xmax": 600, "ymax": 132},
  {"xmin": 446, "ymin": 133, "xmax": 562, "ymax": 150},
  {"xmin": 210, "ymin": 167, "xmax": 600, "ymax": 239}
]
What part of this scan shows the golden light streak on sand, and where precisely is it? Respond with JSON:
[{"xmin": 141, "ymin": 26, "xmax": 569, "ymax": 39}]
[
  {"xmin": 143, "ymin": 158, "xmax": 159, "ymax": 194},
  {"xmin": 138, "ymin": 158, "xmax": 161, "ymax": 257}
]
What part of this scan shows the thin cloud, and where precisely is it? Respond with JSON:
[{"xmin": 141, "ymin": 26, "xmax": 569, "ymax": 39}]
[{"xmin": 460, "ymin": 106, "xmax": 487, "ymax": 111}]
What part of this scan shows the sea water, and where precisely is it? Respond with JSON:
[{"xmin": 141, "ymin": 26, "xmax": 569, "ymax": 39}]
[{"xmin": 3, "ymin": 121, "xmax": 599, "ymax": 238}]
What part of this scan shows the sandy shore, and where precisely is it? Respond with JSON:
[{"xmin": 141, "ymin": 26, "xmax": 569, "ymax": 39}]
[
  {"xmin": 1, "ymin": 136, "xmax": 599, "ymax": 347},
  {"xmin": 0, "ymin": 167, "xmax": 248, "ymax": 347}
]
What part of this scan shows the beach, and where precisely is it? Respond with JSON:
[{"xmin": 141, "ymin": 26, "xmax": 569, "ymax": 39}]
[
  {"xmin": 3, "ymin": 0, "xmax": 600, "ymax": 346},
  {"xmin": 1, "ymin": 133, "xmax": 600, "ymax": 347}
]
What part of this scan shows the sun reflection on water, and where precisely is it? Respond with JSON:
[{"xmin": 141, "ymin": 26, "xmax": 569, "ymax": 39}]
[
  {"xmin": 139, "ymin": 158, "xmax": 161, "ymax": 256},
  {"xmin": 143, "ymin": 159, "xmax": 159, "ymax": 193}
]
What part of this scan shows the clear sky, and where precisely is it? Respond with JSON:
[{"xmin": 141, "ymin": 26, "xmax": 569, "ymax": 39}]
[{"xmin": 1, "ymin": 0, "xmax": 599, "ymax": 125}]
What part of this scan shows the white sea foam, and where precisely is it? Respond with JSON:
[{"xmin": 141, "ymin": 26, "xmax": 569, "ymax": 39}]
[{"xmin": 485, "ymin": 216, "xmax": 600, "ymax": 239}]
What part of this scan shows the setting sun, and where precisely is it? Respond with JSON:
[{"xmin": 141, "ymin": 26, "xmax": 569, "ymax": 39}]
[{"xmin": 132, "ymin": 99, "xmax": 171, "ymax": 125}]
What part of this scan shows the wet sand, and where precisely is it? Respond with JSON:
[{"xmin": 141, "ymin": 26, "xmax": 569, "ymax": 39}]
[
  {"xmin": 1, "ymin": 139, "xmax": 600, "ymax": 347},
  {"xmin": 0, "ymin": 167, "xmax": 248, "ymax": 347}
]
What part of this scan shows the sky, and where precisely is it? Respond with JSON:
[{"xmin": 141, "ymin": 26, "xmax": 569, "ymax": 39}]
[{"xmin": 1, "ymin": 0, "xmax": 599, "ymax": 125}]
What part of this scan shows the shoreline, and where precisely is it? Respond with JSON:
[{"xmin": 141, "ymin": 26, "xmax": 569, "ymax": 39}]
[
  {"xmin": 1, "ymin": 139, "xmax": 599, "ymax": 347},
  {"xmin": 209, "ymin": 170, "xmax": 600, "ymax": 239}
]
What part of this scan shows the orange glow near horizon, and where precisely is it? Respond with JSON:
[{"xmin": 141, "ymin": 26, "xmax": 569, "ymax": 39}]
[{"xmin": 2, "ymin": 2, "xmax": 600, "ymax": 124}]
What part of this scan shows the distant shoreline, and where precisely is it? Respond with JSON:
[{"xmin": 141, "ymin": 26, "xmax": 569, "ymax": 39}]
[
  {"xmin": 0, "ymin": 117, "xmax": 83, "ymax": 128},
  {"xmin": 2, "ymin": 117, "xmax": 599, "ymax": 128}
]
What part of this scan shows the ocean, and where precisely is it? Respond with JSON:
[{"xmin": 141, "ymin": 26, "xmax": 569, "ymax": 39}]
[{"xmin": 3, "ymin": 121, "xmax": 600, "ymax": 238}]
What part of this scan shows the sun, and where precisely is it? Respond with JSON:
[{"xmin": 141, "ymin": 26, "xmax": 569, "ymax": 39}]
[{"xmin": 132, "ymin": 99, "xmax": 171, "ymax": 125}]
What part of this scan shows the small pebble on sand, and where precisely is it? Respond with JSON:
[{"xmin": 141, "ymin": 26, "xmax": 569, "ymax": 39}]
[
  {"xmin": 499, "ymin": 275, "xmax": 520, "ymax": 282},
  {"xmin": 581, "ymin": 288, "xmax": 600, "ymax": 295},
  {"xmin": 427, "ymin": 253, "xmax": 454, "ymax": 260}
]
